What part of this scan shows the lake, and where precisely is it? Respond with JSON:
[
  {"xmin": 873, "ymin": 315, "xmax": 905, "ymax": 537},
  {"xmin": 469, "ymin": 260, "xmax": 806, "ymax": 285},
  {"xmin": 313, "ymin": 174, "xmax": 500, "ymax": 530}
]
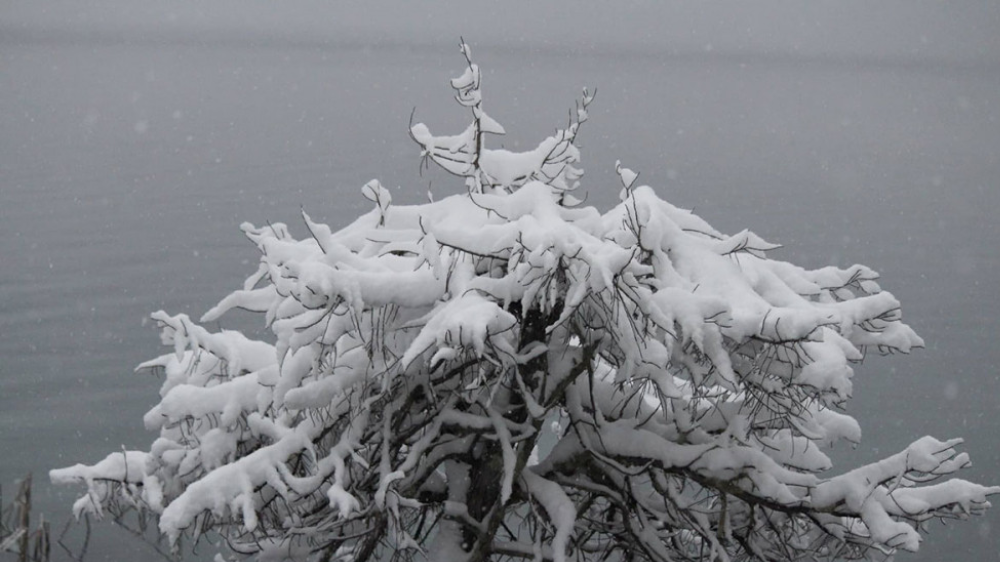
[{"xmin": 2, "ymin": 3, "xmax": 998, "ymax": 560}]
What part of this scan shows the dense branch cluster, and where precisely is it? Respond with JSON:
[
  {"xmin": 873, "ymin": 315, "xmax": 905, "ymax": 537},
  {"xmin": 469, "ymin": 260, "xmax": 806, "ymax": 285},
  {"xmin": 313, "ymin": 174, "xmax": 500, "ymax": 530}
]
[{"xmin": 52, "ymin": 43, "xmax": 997, "ymax": 562}]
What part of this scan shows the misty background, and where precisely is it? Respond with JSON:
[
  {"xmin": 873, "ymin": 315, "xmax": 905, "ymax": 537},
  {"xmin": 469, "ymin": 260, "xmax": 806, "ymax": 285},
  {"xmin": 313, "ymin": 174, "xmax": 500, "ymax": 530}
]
[{"xmin": 2, "ymin": 1, "xmax": 998, "ymax": 560}]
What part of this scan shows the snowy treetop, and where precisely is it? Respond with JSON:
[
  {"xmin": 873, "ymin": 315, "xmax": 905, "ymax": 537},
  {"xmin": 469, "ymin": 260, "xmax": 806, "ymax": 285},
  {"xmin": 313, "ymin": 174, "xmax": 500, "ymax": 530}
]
[{"xmin": 52, "ymin": 42, "xmax": 996, "ymax": 562}]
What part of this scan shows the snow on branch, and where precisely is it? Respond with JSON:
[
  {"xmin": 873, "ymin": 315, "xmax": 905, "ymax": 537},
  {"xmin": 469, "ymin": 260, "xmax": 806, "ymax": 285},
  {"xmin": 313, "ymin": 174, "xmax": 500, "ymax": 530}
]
[
  {"xmin": 52, "ymin": 43, "xmax": 995, "ymax": 562},
  {"xmin": 411, "ymin": 40, "xmax": 593, "ymax": 197}
]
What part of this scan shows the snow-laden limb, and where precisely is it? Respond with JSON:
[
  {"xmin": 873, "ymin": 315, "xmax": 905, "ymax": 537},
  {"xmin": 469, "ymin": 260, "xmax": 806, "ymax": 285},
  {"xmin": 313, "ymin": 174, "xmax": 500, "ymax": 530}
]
[
  {"xmin": 53, "ymin": 45, "xmax": 994, "ymax": 562},
  {"xmin": 50, "ymin": 451, "xmax": 159, "ymax": 518},
  {"xmin": 810, "ymin": 437, "xmax": 1000, "ymax": 551},
  {"xmin": 520, "ymin": 469, "xmax": 576, "ymax": 562},
  {"xmin": 412, "ymin": 40, "xmax": 592, "ymax": 196}
]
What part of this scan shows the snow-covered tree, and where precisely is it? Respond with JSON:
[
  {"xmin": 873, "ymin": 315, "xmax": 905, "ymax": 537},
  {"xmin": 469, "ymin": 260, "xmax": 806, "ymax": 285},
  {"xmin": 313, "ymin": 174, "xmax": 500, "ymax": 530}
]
[{"xmin": 52, "ymin": 43, "xmax": 997, "ymax": 562}]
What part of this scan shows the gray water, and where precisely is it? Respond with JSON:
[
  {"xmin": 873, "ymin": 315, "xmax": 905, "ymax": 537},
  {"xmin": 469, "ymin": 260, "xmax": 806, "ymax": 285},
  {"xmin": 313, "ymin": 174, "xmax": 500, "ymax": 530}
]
[{"xmin": 2, "ymin": 2, "xmax": 999, "ymax": 560}]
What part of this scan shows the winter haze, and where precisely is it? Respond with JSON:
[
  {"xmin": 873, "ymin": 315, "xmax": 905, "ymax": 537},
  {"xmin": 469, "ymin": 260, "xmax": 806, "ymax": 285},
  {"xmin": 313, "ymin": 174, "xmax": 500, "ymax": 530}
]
[{"xmin": 2, "ymin": 1, "xmax": 998, "ymax": 560}]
